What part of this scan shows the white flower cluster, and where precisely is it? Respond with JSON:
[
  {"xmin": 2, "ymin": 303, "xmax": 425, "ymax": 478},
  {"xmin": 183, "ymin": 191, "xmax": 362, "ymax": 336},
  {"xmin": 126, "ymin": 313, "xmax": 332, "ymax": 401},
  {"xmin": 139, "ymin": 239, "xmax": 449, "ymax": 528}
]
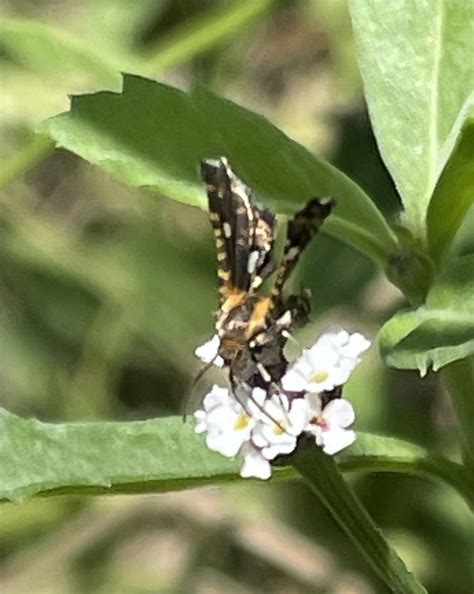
[{"xmin": 194, "ymin": 329, "xmax": 370, "ymax": 480}]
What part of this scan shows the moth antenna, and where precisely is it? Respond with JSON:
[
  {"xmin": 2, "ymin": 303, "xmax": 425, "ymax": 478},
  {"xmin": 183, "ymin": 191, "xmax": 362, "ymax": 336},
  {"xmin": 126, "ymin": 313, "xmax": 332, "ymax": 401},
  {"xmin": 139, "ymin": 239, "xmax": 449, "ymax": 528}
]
[
  {"xmin": 281, "ymin": 330, "xmax": 303, "ymax": 355},
  {"xmin": 182, "ymin": 358, "xmax": 218, "ymax": 422}
]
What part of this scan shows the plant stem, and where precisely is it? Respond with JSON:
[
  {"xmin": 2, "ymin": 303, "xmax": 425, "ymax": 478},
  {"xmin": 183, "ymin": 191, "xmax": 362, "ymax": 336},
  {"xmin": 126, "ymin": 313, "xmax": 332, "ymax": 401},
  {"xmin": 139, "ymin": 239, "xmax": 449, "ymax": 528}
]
[
  {"xmin": 293, "ymin": 446, "xmax": 427, "ymax": 594},
  {"xmin": 338, "ymin": 454, "xmax": 473, "ymax": 511},
  {"xmin": 443, "ymin": 357, "xmax": 474, "ymax": 471}
]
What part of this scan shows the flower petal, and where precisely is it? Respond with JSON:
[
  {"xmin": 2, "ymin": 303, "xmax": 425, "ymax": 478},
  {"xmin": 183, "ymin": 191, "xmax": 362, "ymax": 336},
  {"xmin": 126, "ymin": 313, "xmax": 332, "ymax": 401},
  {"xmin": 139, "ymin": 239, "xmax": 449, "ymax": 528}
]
[
  {"xmin": 202, "ymin": 385, "xmax": 230, "ymax": 411},
  {"xmin": 307, "ymin": 339, "xmax": 339, "ymax": 368},
  {"xmin": 264, "ymin": 394, "xmax": 289, "ymax": 418},
  {"xmin": 262, "ymin": 437, "xmax": 297, "ymax": 460},
  {"xmin": 328, "ymin": 328, "xmax": 350, "ymax": 348},
  {"xmin": 246, "ymin": 386, "xmax": 267, "ymax": 416},
  {"xmin": 240, "ymin": 445, "xmax": 272, "ymax": 480},
  {"xmin": 207, "ymin": 429, "xmax": 245, "ymax": 457},
  {"xmin": 323, "ymin": 399, "xmax": 355, "ymax": 429},
  {"xmin": 327, "ymin": 365, "xmax": 352, "ymax": 386},
  {"xmin": 195, "ymin": 335, "xmax": 224, "ymax": 367},
  {"xmin": 193, "ymin": 410, "xmax": 207, "ymax": 433},
  {"xmin": 306, "ymin": 377, "xmax": 336, "ymax": 393},
  {"xmin": 251, "ymin": 426, "xmax": 270, "ymax": 449},
  {"xmin": 342, "ymin": 333, "xmax": 371, "ymax": 359},
  {"xmin": 205, "ymin": 406, "xmax": 237, "ymax": 429},
  {"xmin": 281, "ymin": 366, "xmax": 310, "ymax": 392},
  {"xmin": 287, "ymin": 398, "xmax": 311, "ymax": 434},
  {"xmin": 321, "ymin": 428, "xmax": 356, "ymax": 455}
]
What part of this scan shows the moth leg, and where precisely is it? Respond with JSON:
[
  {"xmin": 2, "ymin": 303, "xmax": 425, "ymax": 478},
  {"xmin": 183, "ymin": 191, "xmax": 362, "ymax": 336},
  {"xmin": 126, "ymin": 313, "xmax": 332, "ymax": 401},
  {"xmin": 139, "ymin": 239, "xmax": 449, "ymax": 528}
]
[{"xmin": 231, "ymin": 372, "xmax": 289, "ymax": 434}]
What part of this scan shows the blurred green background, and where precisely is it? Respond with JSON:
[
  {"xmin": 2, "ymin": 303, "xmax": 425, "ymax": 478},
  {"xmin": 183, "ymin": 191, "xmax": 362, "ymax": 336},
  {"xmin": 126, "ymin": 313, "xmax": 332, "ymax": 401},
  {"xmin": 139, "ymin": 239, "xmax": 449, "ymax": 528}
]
[{"xmin": 0, "ymin": 1, "xmax": 472, "ymax": 592}]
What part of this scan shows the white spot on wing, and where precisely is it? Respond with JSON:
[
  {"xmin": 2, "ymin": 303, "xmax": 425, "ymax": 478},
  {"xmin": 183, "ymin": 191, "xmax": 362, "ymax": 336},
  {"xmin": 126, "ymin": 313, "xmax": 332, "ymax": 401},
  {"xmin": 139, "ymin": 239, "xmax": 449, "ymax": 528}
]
[
  {"xmin": 286, "ymin": 247, "xmax": 300, "ymax": 261},
  {"xmin": 247, "ymin": 250, "xmax": 259, "ymax": 274},
  {"xmin": 223, "ymin": 222, "xmax": 232, "ymax": 238},
  {"xmin": 277, "ymin": 310, "xmax": 292, "ymax": 327}
]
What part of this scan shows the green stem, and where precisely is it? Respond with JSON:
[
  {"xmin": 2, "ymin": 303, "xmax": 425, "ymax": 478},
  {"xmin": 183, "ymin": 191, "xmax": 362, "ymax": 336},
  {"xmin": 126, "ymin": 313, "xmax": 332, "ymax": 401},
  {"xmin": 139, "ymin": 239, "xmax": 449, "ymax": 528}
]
[
  {"xmin": 443, "ymin": 357, "xmax": 474, "ymax": 471},
  {"xmin": 141, "ymin": 0, "xmax": 276, "ymax": 75},
  {"xmin": 293, "ymin": 446, "xmax": 427, "ymax": 594},
  {"xmin": 338, "ymin": 455, "xmax": 473, "ymax": 511},
  {"xmin": 324, "ymin": 215, "xmax": 393, "ymax": 268},
  {"xmin": 0, "ymin": 134, "xmax": 55, "ymax": 191}
]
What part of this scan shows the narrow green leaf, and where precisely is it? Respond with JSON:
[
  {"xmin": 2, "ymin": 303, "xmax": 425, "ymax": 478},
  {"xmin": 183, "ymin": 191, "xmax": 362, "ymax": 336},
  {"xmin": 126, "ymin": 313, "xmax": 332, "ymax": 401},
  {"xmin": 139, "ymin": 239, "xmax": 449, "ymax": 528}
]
[
  {"xmin": 349, "ymin": 0, "xmax": 474, "ymax": 242},
  {"xmin": 379, "ymin": 255, "xmax": 474, "ymax": 374},
  {"xmin": 0, "ymin": 410, "xmax": 470, "ymax": 507},
  {"xmin": 428, "ymin": 120, "xmax": 474, "ymax": 262},
  {"xmin": 0, "ymin": 17, "xmax": 122, "ymax": 86},
  {"xmin": 293, "ymin": 446, "xmax": 428, "ymax": 594},
  {"xmin": 41, "ymin": 74, "xmax": 398, "ymax": 265},
  {"xmin": 142, "ymin": 0, "xmax": 276, "ymax": 75}
]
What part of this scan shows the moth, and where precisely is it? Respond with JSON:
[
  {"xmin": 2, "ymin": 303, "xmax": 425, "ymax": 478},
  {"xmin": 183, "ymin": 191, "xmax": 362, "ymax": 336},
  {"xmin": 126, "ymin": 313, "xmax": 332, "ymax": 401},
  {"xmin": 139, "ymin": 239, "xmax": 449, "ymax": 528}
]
[{"xmin": 200, "ymin": 156, "xmax": 334, "ymax": 392}]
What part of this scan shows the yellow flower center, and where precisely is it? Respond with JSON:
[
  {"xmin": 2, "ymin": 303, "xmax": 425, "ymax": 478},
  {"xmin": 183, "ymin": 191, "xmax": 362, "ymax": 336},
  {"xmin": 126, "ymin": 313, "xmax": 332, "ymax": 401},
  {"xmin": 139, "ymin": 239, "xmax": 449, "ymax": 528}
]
[
  {"xmin": 311, "ymin": 370, "xmax": 329, "ymax": 383},
  {"xmin": 234, "ymin": 414, "xmax": 250, "ymax": 431}
]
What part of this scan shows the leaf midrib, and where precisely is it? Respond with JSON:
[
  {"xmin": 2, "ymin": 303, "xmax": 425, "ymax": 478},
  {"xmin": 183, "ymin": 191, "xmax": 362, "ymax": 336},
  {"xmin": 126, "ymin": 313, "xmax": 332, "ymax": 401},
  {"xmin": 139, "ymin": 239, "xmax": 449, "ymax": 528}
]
[{"xmin": 428, "ymin": 0, "xmax": 443, "ymax": 197}]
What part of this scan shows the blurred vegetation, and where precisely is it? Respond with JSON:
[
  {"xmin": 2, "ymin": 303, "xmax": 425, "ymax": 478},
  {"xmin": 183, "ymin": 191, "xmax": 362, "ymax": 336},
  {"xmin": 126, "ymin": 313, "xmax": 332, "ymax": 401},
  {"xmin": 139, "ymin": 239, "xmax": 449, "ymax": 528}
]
[{"xmin": 0, "ymin": 1, "xmax": 472, "ymax": 593}]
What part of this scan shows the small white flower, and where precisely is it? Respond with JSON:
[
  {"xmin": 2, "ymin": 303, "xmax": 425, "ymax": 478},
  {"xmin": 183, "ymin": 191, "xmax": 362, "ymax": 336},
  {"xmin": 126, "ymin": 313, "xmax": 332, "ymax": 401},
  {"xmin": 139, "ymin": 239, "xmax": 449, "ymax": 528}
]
[
  {"xmin": 335, "ymin": 330, "xmax": 371, "ymax": 360},
  {"xmin": 194, "ymin": 335, "xmax": 224, "ymax": 367},
  {"xmin": 281, "ymin": 329, "xmax": 370, "ymax": 394},
  {"xmin": 239, "ymin": 442, "xmax": 272, "ymax": 480},
  {"xmin": 305, "ymin": 393, "xmax": 356, "ymax": 455},
  {"xmin": 194, "ymin": 384, "xmax": 229, "ymax": 433},
  {"xmin": 251, "ymin": 391, "xmax": 310, "ymax": 460},
  {"xmin": 194, "ymin": 385, "xmax": 254, "ymax": 457}
]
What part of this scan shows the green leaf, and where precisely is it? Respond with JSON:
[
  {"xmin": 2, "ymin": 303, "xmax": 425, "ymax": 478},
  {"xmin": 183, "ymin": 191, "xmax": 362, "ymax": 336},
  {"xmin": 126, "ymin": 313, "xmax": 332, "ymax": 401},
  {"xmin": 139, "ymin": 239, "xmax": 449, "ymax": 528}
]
[
  {"xmin": 379, "ymin": 255, "xmax": 474, "ymax": 374},
  {"xmin": 0, "ymin": 410, "xmax": 470, "ymax": 507},
  {"xmin": 41, "ymin": 74, "xmax": 398, "ymax": 265},
  {"xmin": 428, "ymin": 119, "xmax": 474, "ymax": 262},
  {"xmin": 349, "ymin": 0, "xmax": 474, "ymax": 242}
]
